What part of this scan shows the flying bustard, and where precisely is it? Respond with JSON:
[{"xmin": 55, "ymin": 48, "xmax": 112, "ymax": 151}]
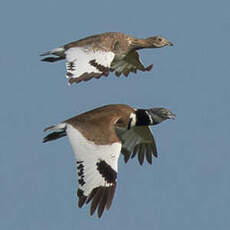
[
  {"xmin": 43, "ymin": 104, "xmax": 175, "ymax": 217},
  {"xmin": 41, "ymin": 32, "xmax": 173, "ymax": 84}
]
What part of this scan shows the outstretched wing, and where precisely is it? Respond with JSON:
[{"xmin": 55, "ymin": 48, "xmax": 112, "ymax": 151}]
[
  {"xmin": 118, "ymin": 126, "xmax": 158, "ymax": 165},
  {"xmin": 110, "ymin": 50, "xmax": 153, "ymax": 77},
  {"xmin": 65, "ymin": 47, "xmax": 115, "ymax": 84},
  {"xmin": 66, "ymin": 124, "xmax": 121, "ymax": 218}
]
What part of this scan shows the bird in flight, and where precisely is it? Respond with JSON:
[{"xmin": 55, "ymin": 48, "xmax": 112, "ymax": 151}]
[
  {"xmin": 41, "ymin": 32, "xmax": 173, "ymax": 84},
  {"xmin": 43, "ymin": 104, "xmax": 175, "ymax": 217}
]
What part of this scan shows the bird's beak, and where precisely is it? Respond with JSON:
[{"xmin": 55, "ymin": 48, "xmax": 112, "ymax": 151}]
[
  {"xmin": 167, "ymin": 41, "xmax": 173, "ymax": 46},
  {"xmin": 168, "ymin": 112, "xmax": 176, "ymax": 120}
]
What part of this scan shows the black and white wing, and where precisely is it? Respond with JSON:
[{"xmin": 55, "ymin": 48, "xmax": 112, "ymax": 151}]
[
  {"xmin": 110, "ymin": 51, "xmax": 153, "ymax": 77},
  {"xmin": 65, "ymin": 47, "xmax": 115, "ymax": 84},
  {"xmin": 118, "ymin": 126, "xmax": 158, "ymax": 165},
  {"xmin": 66, "ymin": 125, "xmax": 121, "ymax": 218}
]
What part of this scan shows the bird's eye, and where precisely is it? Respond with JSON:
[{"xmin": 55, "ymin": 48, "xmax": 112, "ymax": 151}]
[{"xmin": 158, "ymin": 38, "xmax": 162, "ymax": 42}]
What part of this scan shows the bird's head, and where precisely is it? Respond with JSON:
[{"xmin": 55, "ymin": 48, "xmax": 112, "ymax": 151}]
[
  {"xmin": 135, "ymin": 107, "xmax": 175, "ymax": 126},
  {"xmin": 146, "ymin": 36, "xmax": 173, "ymax": 48},
  {"xmin": 146, "ymin": 107, "xmax": 175, "ymax": 124}
]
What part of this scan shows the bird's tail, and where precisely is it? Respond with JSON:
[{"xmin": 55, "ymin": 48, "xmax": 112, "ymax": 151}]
[
  {"xmin": 40, "ymin": 47, "xmax": 65, "ymax": 56},
  {"xmin": 43, "ymin": 123, "xmax": 67, "ymax": 143},
  {"xmin": 40, "ymin": 47, "xmax": 65, "ymax": 62}
]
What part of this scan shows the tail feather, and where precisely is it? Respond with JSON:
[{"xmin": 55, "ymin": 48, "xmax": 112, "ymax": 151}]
[
  {"xmin": 40, "ymin": 47, "xmax": 65, "ymax": 62},
  {"xmin": 43, "ymin": 123, "xmax": 66, "ymax": 143},
  {"xmin": 40, "ymin": 47, "xmax": 65, "ymax": 56},
  {"xmin": 43, "ymin": 131, "xmax": 66, "ymax": 143},
  {"xmin": 41, "ymin": 56, "xmax": 65, "ymax": 62}
]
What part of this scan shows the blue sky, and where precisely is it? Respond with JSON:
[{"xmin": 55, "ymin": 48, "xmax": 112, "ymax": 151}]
[{"xmin": 1, "ymin": 0, "xmax": 230, "ymax": 229}]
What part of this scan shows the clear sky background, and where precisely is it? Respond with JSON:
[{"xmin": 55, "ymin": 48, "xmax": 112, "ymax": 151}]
[{"xmin": 1, "ymin": 0, "xmax": 230, "ymax": 229}]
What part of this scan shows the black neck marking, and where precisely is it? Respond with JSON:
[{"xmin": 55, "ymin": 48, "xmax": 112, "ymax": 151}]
[
  {"xmin": 127, "ymin": 118, "xmax": 132, "ymax": 129},
  {"xmin": 135, "ymin": 109, "xmax": 151, "ymax": 126}
]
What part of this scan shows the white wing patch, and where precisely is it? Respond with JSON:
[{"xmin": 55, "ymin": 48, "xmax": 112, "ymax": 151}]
[
  {"xmin": 65, "ymin": 47, "xmax": 115, "ymax": 84},
  {"xmin": 66, "ymin": 124, "xmax": 121, "ymax": 217},
  {"xmin": 118, "ymin": 126, "xmax": 158, "ymax": 165}
]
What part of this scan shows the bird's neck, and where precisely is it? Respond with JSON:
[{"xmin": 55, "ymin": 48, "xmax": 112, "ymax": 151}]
[
  {"xmin": 131, "ymin": 38, "xmax": 155, "ymax": 50},
  {"xmin": 135, "ymin": 109, "xmax": 159, "ymax": 126}
]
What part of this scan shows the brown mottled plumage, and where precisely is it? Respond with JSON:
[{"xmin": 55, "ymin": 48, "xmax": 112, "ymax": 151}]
[
  {"xmin": 41, "ymin": 32, "xmax": 173, "ymax": 84},
  {"xmin": 65, "ymin": 104, "xmax": 135, "ymax": 145}
]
